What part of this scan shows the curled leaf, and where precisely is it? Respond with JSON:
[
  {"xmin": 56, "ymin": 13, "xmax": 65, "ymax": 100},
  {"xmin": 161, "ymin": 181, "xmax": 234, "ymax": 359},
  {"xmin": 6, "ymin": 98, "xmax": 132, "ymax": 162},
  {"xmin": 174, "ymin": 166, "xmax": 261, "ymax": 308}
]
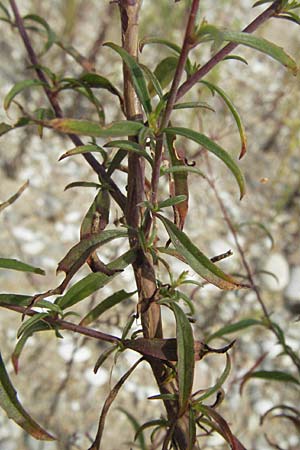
[
  {"xmin": 158, "ymin": 214, "xmax": 246, "ymax": 290},
  {"xmin": 4, "ymin": 80, "xmax": 45, "ymax": 111},
  {"xmin": 165, "ymin": 127, "xmax": 245, "ymax": 199}
]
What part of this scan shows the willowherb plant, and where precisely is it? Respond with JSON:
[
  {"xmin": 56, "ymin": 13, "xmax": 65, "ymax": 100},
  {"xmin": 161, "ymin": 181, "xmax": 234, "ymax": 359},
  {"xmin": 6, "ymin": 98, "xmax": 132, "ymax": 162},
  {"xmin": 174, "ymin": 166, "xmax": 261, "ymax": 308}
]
[{"xmin": 0, "ymin": 1, "xmax": 300, "ymax": 449}]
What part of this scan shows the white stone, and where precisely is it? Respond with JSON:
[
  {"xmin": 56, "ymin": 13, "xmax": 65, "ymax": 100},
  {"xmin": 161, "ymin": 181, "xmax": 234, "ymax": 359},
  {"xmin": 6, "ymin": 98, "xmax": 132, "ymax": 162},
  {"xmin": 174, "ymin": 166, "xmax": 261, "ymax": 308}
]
[
  {"xmin": 84, "ymin": 367, "xmax": 109, "ymax": 386},
  {"xmin": 262, "ymin": 253, "xmax": 289, "ymax": 291},
  {"xmin": 73, "ymin": 346, "xmax": 92, "ymax": 363},
  {"xmin": 285, "ymin": 266, "xmax": 300, "ymax": 300}
]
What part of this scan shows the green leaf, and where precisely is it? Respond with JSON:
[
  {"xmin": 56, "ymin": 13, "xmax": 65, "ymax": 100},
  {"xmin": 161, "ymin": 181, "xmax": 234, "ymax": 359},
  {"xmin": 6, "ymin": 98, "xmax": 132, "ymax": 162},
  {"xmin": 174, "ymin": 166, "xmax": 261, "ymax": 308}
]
[
  {"xmin": 139, "ymin": 37, "xmax": 193, "ymax": 75},
  {"xmin": 161, "ymin": 165, "xmax": 206, "ymax": 178},
  {"xmin": 170, "ymin": 302, "xmax": 194, "ymax": 415},
  {"xmin": 0, "ymin": 181, "xmax": 29, "ymax": 213},
  {"xmin": 104, "ymin": 140, "xmax": 153, "ymax": 166},
  {"xmin": 248, "ymin": 370, "xmax": 300, "ymax": 385},
  {"xmin": 80, "ymin": 290, "xmax": 135, "ymax": 326},
  {"xmin": 196, "ymin": 354, "xmax": 231, "ymax": 402},
  {"xmin": 164, "ymin": 127, "xmax": 245, "ymax": 199},
  {"xmin": 0, "ymin": 353, "xmax": 55, "ymax": 440},
  {"xmin": 119, "ymin": 408, "xmax": 147, "ymax": 450},
  {"xmin": 0, "ymin": 122, "xmax": 12, "ymax": 136},
  {"xmin": 59, "ymin": 144, "xmax": 105, "ymax": 161},
  {"xmin": 0, "ymin": 294, "xmax": 33, "ymax": 307},
  {"xmin": 0, "ymin": 258, "xmax": 45, "ymax": 275},
  {"xmin": 173, "ymin": 101, "xmax": 215, "ymax": 112},
  {"xmin": 158, "ymin": 195, "xmax": 187, "ymax": 210},
  {"xmin": 17, "ymin": 313, "xmax": 50, "ymax": 339},
  {"xmin": 57, "ymin": 229, "xmax": 128, "ymax": 280},
  {"xmin": 0, "ymin": 2, "xmax": 11, "ymax": 20},
  {"xmin": 104, "ymin": 42, "xmax": 152, "ymax": 115},
  {"xmin": 140, "ymin": 63, "xmax": 163, "ymax": 99},
  {"xmin": 12, "ymin": 322, "xmax": 50, "ymax": 374},
  {"xmin": 223, "ymin": 54, "xmax": 248, "ymax": 64},
  {"xmin": 64, "ymin": 181, "xmax": 100, "ymax": 191},
  {"xmin": 79, "ymin": 73, "xmax": 123, "ymax": 104},
  {"xmin": 252, "ymin": 0, "xmax": 274, "ymax": 6},
  {"xmin": 0, "ymin": 118, "xmax": 31, "ymax": 138},
  {"xmin": 165, "ymin": 134, "xmax": 189, "ymax": 229},
  {"xmin": 150, "ymin": 56, "xmax": 178, "ymax": 96},
  {"xmin": 148, "ymin": 393, "xmax": 177, "ymax": 401},
  {"xmin": 34, "ymin": 300, "xmax": 63, "ymax": 315},
  {"xmin": 57, "ymin": 249, "xmax": 136, "ymax": 309},
  {"xmin": 47, "ymin": 118, "xmax": 146, "ymax": 138},
  {"xmin": 207, "ymin": 319, "xmax": 262, "ymax": 342},
  {"xmin": 80, "ymin": 189, "xmax": 110, "ymax": 239},
  {"xmin": 134, "ymin": 419, "xmax": 167, "ymax": 443},
  {"xmin": 94, "ymin": 345, "xmax": 118, "ymax": 374},
  {"xmin": 237, "ymin": 221, "xmax": 274, "ymax": 248},
  {"xmin": 158, "ymin": 214, "xmax": 245, "ymax": 290},
  {"xmin": 276, "ymin": 12, "xmax": 300, "ymax": 25},
  {"xmin": 200, "ymin": 80, "xmax": 247, "ymax": 159},
  {"xmin": 23, "ymin": 14, "xmax": 57, "ymax": 55},
  {"xmin": 4, "ymin": 80, "xmax": 46, "ymax": 111},
  {"xmin": 221, "ymin": 30, "xmax": 298, "ymax": 75}
]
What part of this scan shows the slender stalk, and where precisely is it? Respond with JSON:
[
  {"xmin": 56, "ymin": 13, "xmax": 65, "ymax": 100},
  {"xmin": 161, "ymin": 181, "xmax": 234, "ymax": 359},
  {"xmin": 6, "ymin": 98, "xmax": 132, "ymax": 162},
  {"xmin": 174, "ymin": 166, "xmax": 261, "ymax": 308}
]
[
  {"xmin": 0, "ymin": 303, "xmax": 120, "ymax": 344},
  {"xmin": 9, "ymin": 0, "xmax": 126, "ymax": 212},
  {"xmin": 205, "ymin": 158, "xmax": 300, "ymax": 373},
  {"xmin": 150, "ymin": 0, "xmax": 200, "ymax": 207},
  {"xmin": 176, "ymin": 0, "xmax": 284, "ymax": 100}
]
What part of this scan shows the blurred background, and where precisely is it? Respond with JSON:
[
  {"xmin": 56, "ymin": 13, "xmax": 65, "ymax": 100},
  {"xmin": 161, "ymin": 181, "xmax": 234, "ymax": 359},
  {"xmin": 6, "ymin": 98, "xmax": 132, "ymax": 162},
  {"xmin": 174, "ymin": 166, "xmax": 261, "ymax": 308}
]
[{"xmin": 0, "ymin": 1, "xmax": 300, "ymax": 449}]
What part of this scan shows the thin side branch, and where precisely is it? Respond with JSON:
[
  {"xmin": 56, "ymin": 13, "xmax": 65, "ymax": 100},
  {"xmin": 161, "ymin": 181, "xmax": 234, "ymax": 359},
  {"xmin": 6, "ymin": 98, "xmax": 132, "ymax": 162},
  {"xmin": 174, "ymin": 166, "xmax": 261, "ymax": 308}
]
[
  {"xmin": 0, "ymin": 303, "xmax": 120, "ymax": 344},
  {"xmin": 150, "ymin": 0, "xmax": 200, "ymax": 208},
  {"xmin": 9, "ymin": 0, "xmax": 126, "ymax": 212},
  {"xmin": 176, "ymin": 0, "xmax": 284, "ymax": 100}
]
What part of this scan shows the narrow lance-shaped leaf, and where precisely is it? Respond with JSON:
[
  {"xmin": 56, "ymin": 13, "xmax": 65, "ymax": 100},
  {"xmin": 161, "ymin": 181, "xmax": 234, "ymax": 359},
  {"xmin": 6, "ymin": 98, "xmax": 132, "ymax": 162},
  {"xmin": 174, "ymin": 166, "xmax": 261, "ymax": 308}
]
[
  {"xmin": 0, "ymin": 353, "xmax": 55, "ymax": 440},
  {"xmin": 47, "ymin": 118, "xmax": 146, "ymax": 138},
  {"xmin": 173, "ymin": 101, "xmax": 215, "ymax": 111},
  {"xmin": 64, "ymin": 181, "xmax": 100, "ymax": 191},
  {"xmin": 104, "ymin": 140, "xmax": 153, "ymax": 166},
  {"xmin": 104, "ymin": 42, "xmax": 152, "ymax": 115},
  {"xmin": 195, "ymin": 24, "xmax": 297, "ymax": 75},
  {"xmin": 23, "ymin": 14, "xmax": 57, "ymax": 55},
  {"xmin": 79, "ymin": 73, "xmax": 123, "ymax": 105},
  {"xmin": 246, "ymin": 370, "xmax": 300, "ymax": 385},
  {"xmin": 4, "ymin": 80, "xmax": 46, "ymax": 111},
  {"xmin": 197, "ymin": 405, "xmax": 247, "ymax": 450},
  {"xmin": 0, "ymin": 118, "xmax": 30, "ymax": 138},
  {"xmin": 57, "ymin": 248, "xmax": 136, "ymax": 309},
  {"xmin": 158, "ymin": 214, "xmax": 245, "ymax": 290},
  {"xmin": 165, "ymin": 127, "xmax": 245, "ymax": 199},
  {"xmin": 0, "ymin": 180, "xmax": 28, "ymax": 213},
  {"xmin": 0, "ymin": 258, "xmax": 45, "ymax": 275},
  {"xmin": 57, "ymin": 229, "xmax": 128, "ymax": 286},
  {"xmin": 59, "ymin": 144, "xmax": 105, "ymax": 161},
  {"xmin": 149, "ymin": 56, "xmax": 178, "ymax": 96},
  {"xmin": 170, "ymin": 302, "xmax": 194, "ymax": 416},
  {"xmin": 80, "ymin": 290, "xmax": 135, "ymax": 326},
  {"xmin": 221, "ymin": 30, "xmax": 297, "ymax": 75},
  {"xmin": 166, "ymin": 134, "xmax": 189, "ymax": 229},
  {"xmin": 196, "ymin": 354, "xmax": 231, "ymax": 403},
  {"xmin": 139, "ymin": 37, "xmax": 193, "ymax": 75},
  {"xmin": 200, "ymin": 80, "xmax": 247, "ymax": 159},
  {"xmin": 12, "ymin": 321, "xmax": 50, "ymax": 374},
  {"xmin": 140, "ymin": 63, "xmax": 163, "ymax": 99},
  {"xmin": 0, "ymin": 294, "xmax": 33, "ymax": 307},
  {"xmin": 119, "ymin": 408, "xmax": 147, "ymax": 450},
  {"xmin": 206, "ymin": 319, "xmax": 262, "ymax": 343}
]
